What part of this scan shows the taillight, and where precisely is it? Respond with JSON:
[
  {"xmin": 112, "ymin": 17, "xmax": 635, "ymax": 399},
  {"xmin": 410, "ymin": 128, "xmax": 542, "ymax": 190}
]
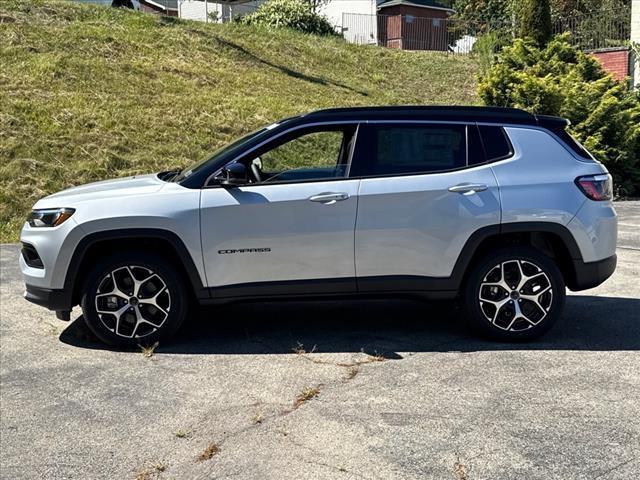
[{"xmin": 575, "ymin": 174, "xmax": 613, "ymax": 201}]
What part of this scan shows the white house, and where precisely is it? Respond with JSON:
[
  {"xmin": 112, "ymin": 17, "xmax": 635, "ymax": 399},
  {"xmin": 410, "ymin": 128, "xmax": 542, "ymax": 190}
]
[
  {"xmin": 177, "ymin": 0, "xmax": 260, "ymax": 22},
  {"xmin": 319, "ymin": 0, "xmax": 384, "ymax": 44},
  {"xmin": 175, "ymin": 0, "xmax": 385, "ymax": 33}
]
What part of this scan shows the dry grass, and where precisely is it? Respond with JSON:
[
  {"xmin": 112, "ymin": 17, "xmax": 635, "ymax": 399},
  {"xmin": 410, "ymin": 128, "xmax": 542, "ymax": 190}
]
[
  {"xmin": 0, "ymin": 0, "xmax": 479, "ymax": 242},
  {"xmin": 293, "ymin": 385, "xmax": 321, "ymax": 409},
  {"xmin": 344, "ymin": 365, "xmax": 360, "ymax": 380},
  {"xmin": 139, "ymin": 341, "xmax": 159, "ymax": 358},
  {"xmin": 197, "ymin": 442, "xmax": 220, "ymax": 462},
  {"xmin": 174, "ymin": 430, "xmax": 189, "ymax": 438},
  {"xmin": 453, "ymin": 461, "xmax": 470, "ymax": 480},
  {"xmin": 252, "ymin": 410, "xmax": 264, "ymax": 425},
  {"xmin": 134, "ymin": 462, "xmax": 167, "ymax": 480}
]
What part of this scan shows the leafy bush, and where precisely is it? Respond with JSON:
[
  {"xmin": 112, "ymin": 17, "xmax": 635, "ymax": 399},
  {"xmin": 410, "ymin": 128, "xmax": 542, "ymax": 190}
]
[
  {"xmin": 240, "ymin": 0, "xmax": 338, "ymax": 36},
  {"xmin": 478, "ymin": 36, "xmax": 640, "ymax": 196},
  {"xmin": 516, "ymin": 0, "xmax": 552, "ymax": 46},
  {"xmin": 473, "ymin": 29, "xmax": 512, "ymax": 75}
]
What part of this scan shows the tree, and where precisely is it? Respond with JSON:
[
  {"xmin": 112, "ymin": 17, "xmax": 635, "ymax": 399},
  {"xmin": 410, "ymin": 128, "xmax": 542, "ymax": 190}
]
[
  {"xmin": 549, "ymin": 0, "xmax": 631, "ymax": 19},
  {"xmin": 478, "ymin": 36, "xmax": 640, "ymax": 196},
  {"xmin": 304, "ymin": 0, "xmax": 329, "ymax": 13},
  {"xmin": 451, "ymin": 0, "xmax": 511, "ymax": 25},
  {"xmin": 518, "ymin": 0, "xmax": 552, "ymax": 45}
]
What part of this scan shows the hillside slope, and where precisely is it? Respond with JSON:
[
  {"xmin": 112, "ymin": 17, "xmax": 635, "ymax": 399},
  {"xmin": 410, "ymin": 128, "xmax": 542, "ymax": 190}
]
[{"xmin": 0, "ymin": 0, "xmax": 479, "ymax": 241}]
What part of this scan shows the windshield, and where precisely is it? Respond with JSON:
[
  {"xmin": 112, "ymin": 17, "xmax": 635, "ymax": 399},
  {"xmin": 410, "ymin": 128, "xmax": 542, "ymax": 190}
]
[{"xmin": 172, "ymin": 126, "xmax": 272, "ymax": 183}]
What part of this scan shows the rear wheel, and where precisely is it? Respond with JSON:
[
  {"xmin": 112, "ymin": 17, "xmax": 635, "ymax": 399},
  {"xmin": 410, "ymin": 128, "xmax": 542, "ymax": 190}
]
[
  {"xmin": 80, "ymin": 252, "xmax": 188, "ymax": 348},
  {"xmin": 464, "ymin": 247, "xmax": 565, "ymax": 341}
]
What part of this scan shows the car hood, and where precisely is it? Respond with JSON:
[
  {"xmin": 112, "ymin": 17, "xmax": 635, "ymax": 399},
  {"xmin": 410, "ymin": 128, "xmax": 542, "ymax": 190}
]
[{"xmin": 34, "ymin": 174, "xmax": 166, "ymax": 208}]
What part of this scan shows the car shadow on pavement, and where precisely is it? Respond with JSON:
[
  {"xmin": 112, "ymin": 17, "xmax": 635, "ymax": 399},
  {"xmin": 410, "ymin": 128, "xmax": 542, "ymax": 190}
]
[{"xmin": 59, "ymin": 295, "xmax": 640, "ymax": 354}]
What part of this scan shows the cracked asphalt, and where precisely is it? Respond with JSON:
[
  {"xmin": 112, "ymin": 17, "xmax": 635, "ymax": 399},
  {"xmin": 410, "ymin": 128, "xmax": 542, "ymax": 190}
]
[{"xmin": 1, "ymin": 202, "xmax": 638, "ymax": 480}]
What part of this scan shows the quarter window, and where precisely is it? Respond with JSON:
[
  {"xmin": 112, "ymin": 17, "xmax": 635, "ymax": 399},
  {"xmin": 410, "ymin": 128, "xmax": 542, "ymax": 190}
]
[{"xmin": 351, "ymin": 124, "xmax": 466, "ymax": 177}]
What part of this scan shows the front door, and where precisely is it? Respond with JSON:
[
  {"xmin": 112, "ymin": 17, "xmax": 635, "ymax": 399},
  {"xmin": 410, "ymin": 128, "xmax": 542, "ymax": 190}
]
[{"xmin": 200, "ymin": 124, "xmax": 361, "ymax": 297}]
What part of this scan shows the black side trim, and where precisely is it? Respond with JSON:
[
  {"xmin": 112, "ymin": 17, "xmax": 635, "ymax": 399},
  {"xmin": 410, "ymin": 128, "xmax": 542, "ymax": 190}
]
[
  {"xmin": 210, "ymin": 278, "xmax": 356, "ymax": 299},
  {"xmin": 357, "ymin": 275, "xmax": 461, "ymax": 293},
  {"xmin": 500, "ymin": 222, "xmax": 583, "ymax": 259},
  {"xmin": 24, "ymin": 284, "xmax": 72, "ymax": 312},
  {"xmin": 204, "ymin": 285, "xmax": 457, "ymax": 304},
  {"xmin": 64, "ymin": 229, "xmax": 209, "ymax": 303},
  {"xmin": 571, "ymin": 254, "xmax": 617, "ymax": 291}
]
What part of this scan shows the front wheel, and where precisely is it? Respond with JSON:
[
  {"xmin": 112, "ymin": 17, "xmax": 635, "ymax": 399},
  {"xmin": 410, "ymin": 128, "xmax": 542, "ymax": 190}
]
[
  {"xmin": 464, "ymin": 247, "xmax": 566, "ymax": 341},
  {"xmin": 81, "ymin": 252, "xmax": 188, "ymax": 348}
]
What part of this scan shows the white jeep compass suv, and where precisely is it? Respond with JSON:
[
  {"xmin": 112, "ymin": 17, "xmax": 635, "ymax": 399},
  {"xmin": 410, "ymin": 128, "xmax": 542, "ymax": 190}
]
[{"xmin": 20, "ymin": 106, "xmax": 617, "ymax": 347}]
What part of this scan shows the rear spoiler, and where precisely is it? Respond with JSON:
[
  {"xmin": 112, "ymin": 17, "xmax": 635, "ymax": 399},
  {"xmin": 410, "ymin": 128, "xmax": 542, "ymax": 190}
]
[{"xmin": 535, "ymin": 114, "xmax": 570, "ymax": 129}]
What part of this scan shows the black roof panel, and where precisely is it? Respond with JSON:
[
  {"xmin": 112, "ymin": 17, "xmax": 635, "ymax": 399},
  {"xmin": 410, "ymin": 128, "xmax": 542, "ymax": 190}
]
[{"xmin": 301, "ymin": 105, "xmax": 568, "ymax": 127}]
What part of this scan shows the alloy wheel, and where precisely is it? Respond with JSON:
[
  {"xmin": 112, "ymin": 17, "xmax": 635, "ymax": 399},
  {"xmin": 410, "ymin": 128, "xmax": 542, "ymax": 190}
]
[
  {"xmin": 94, "ymin": 265, "xmax": 171, "ymax": 339},
  {"xmin": 478, "ymin": 259, "xmax": 553, "ymax": 332}
]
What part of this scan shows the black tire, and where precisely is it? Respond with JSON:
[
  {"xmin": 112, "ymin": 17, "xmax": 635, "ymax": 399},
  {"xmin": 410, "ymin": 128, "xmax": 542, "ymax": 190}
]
[
  {"xmin": 463, "ymin": 246, "xmax": 565, "ymax": 341},
  {"xmin": 80, "ymin": 251, "xmax": 188, "ymax": 349}
]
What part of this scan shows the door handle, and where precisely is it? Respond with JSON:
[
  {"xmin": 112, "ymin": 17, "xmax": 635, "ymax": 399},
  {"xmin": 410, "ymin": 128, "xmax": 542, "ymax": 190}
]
[
  {"xmin": 309, "ymin": 192, "xmax": 350, "ymax": 204},
  {"xmin": 448, "ymin": 183, "xmax": 488, "ymax": 194}
]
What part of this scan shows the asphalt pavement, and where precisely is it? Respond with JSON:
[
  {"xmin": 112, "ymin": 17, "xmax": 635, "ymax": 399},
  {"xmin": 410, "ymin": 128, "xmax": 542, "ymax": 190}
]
[{"xmin": 1, "ymin": 202, "xmax": 638, "ymax": 480}]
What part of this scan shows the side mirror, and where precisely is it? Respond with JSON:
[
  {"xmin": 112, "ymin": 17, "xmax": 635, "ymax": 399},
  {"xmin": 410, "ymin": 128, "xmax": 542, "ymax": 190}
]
[{"xmin": 218, "ymin": 163, "xmax": 247, "ymax": 187}]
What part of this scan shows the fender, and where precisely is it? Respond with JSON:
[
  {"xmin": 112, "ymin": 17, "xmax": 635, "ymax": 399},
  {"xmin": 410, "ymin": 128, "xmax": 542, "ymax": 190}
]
[{"xmin": 63, "ymin": 228, "xmax": 209, "ymax": 303}]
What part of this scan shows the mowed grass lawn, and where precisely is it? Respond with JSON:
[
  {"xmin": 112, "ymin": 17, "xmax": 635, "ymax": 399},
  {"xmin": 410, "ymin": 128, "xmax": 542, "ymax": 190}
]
[{"xmin": 0, "ymin": 0, "xmax": 479, "ymax": 242}]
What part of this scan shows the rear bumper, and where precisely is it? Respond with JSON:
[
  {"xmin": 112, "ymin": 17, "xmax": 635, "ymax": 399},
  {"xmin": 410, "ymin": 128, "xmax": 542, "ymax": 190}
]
[
  {"xmin": 569, "ymin": 254, "xmax": 617, "ymax": 291},
  {"xmin": 24, "ymin": 283, "xmax": 73, "ymax": 312}
]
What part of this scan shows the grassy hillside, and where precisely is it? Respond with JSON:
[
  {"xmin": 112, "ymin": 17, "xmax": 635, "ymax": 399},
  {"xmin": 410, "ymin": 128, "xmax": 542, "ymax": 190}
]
[{"xmin": 0, "ymin": 0, "xmax": 479, "ymax": 241}]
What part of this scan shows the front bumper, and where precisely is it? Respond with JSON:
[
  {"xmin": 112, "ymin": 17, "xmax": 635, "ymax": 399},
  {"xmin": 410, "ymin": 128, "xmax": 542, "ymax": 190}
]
[
  {"xmin": 570, "ymin": 254, "xmax": 617, "ymax": 291},
  {"xmin": 24, "ymin": 283, "xmax": 73, "ymax": 315}
]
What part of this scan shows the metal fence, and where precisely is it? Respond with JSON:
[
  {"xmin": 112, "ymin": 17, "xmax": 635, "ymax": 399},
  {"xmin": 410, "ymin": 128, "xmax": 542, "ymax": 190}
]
[
  {"xmin": 341, "ymin": 13, "xmax": 489, "ymax": 54},
  {"xmin": 342, "ymin": 9, "xmax": 632, "ymax": 54},
  {"xmin": 552, "ymin": 9, "xmax": 632, "ymax": 50}
]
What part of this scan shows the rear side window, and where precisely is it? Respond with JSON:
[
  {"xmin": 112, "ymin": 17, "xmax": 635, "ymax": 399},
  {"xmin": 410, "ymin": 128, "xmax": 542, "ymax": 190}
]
[
  {"xmin": 552, "ymin": 128, "xmax": 593, "ymax": 159},
  {"xmin": 351, "ymin": 124, "xmax": 466, "ymax": 176},
  {"xmin": 478, "ymin": 125, "xmax": 513, "ymax": 161}
]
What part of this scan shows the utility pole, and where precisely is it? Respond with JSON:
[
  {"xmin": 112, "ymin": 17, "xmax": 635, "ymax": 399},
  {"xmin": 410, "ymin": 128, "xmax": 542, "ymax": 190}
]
[{"xmin": 632, "ymin": 0, "xmax": 639, "ymax": 88}]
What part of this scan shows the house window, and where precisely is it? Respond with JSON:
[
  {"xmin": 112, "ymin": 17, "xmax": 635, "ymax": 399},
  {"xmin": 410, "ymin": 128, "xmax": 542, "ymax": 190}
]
[
  {"xmin": 432, "ymin": 18, "xmax": 441, "ymax": 27},
  {"xmin": 406, "ymin": 15, "xmax": 415, "ymax": 23}
]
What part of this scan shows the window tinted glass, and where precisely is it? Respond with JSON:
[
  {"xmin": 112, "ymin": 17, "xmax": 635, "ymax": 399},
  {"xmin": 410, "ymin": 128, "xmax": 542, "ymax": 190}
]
[
  {"xmin": 552, "ymin": 128, "xmax": 592, "ymax": 159},
  {"xmin": 354, "ymin": 125, "xmax": 466, "ymax": 176},
  {"xmin": 468, "ymin": 125, "xmax": 486, "ymax": 165},
  {"xmin": 260, "ymin": 130, "xmax": 347, "ymax": 183},
  {"xmin": 478, "ymin": 125, "xmax": 512, "ymax": 161}
]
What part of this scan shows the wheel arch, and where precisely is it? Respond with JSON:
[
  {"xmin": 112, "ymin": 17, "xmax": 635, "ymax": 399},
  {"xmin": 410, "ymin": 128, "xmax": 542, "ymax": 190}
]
[
  {"xmin": 453, "ymin": 222, "xmax": 583, "ymax": 292},
  {"xmin": 65, "ymin": 229, "xmax": 209, "ymax": 307}
]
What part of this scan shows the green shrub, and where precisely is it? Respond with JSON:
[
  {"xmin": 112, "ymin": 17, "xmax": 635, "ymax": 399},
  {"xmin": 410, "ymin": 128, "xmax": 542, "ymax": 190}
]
[
  {"xmin": 473, "ymin": 29, "xmax": 513, "ymax": 75},
  {"xmin": 518, "ymin": 0, "xmax": 552, "ymax": 46},
  {"xmin": 478, "ymin": 36, "xmax": 640, "ymax": 197},
  {"xmin": 240, "ymin": 0, "xmax": 338, "ymax": 36}
]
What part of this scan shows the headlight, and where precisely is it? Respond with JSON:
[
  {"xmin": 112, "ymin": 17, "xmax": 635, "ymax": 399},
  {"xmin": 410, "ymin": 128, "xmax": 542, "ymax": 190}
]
[{"xmin": 28, "ymin": 208, "xmax": 75, "ymax": 228}]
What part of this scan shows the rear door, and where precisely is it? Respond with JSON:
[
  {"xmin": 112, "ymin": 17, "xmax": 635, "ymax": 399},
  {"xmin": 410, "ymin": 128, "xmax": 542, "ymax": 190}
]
[{"xmin": 351, "ymin": 122, "xmax": 502, "ymax": 291}]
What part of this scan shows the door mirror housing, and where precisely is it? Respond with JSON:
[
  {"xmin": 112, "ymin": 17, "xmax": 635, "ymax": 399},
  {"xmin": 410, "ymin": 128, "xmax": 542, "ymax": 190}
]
[{"xmin": 217, "ymin": 162, "xmax": 247, "ymax": 187}]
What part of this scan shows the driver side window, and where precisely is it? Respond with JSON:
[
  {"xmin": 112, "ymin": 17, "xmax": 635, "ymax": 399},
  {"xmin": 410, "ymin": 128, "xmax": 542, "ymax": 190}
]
[{"xmin": 257, "ymin": 128, "xmax": 353, "ymax": 183}]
